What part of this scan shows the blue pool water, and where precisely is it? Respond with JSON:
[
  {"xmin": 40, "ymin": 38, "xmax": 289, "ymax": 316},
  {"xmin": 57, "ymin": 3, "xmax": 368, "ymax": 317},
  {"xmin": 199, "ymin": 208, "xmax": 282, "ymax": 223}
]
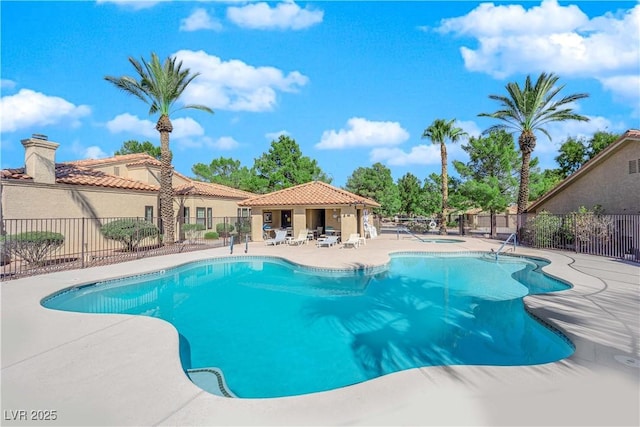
[{"xmin": 42, "ymin": 253, "xmax": 573, "ymax": 398}]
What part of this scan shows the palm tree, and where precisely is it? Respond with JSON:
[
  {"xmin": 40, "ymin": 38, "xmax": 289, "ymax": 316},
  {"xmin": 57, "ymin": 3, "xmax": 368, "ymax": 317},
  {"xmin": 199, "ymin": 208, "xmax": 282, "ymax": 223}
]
[
  {"xmin": 105, "ymin": 53, "xmax": 213, "ymax": 245},
  {"xmin": 479, "ymin": 72, "xmax": 589, "ymax": 214},
  {"xmin": 422, "ymin": 119, "xmax": 467, "ymax": 235}
]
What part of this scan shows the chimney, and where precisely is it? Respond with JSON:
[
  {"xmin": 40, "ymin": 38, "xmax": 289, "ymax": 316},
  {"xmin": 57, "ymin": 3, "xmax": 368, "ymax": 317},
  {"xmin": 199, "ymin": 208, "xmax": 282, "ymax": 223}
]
[{"xmin": 21, "ymin": 134, "xmax": 59, "ymax": 184}]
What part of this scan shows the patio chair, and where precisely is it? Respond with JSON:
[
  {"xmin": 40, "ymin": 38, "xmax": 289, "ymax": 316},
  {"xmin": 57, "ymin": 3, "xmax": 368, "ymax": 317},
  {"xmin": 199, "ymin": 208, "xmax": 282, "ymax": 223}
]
[
  {"xmin": 342, "ymin": 233, "xmax": 361, "ymax": 249},
  {"xmin": 289, "ymin": 229, "xmax": 309, "ymax": 246},
  {"xmin": 316, "ymin": 235, "xmax": 339, "ymax": 247},
  {"xmin": 265, "ymin": 229, "xmax": 288, "ymax": 246}
]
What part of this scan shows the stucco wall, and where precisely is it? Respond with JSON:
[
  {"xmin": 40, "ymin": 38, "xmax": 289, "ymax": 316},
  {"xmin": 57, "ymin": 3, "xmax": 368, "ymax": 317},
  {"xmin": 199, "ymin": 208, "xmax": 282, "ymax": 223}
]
[
  {"xmin": 2, "ymin": 181, "xmax": 158, "ymax": 219},
  {"xmin": 534, "ymin": 141, "xmax": 640, "ymax": 214}
]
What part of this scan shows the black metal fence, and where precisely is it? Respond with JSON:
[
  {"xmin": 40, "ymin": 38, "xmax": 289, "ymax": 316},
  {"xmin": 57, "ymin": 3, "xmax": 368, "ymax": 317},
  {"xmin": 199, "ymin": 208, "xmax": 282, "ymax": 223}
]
[
  {"xmin": 0, "ymin": 216, "xmax": 252, "ymax": 280},
  {"xmin": 519, "ymin": 213, "xmax": 639, "ymax": 262}
]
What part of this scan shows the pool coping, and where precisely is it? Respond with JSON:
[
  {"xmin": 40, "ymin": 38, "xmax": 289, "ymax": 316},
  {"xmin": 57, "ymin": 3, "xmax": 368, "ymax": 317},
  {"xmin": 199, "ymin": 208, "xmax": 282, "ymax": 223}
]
[{"xmin": 1, "ymin": 235, "xmax": 639, "ymax": 426}]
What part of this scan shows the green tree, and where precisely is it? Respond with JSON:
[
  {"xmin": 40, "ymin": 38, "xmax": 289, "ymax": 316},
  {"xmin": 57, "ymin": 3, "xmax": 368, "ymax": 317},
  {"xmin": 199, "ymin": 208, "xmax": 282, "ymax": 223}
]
[
  {"xmin": 555, "ymin": 137, "xmax": 587, "ymax": 178},
  {"xmin": 588, "ymin": 131, "xmax": 619, "ymax": 158},
  {"xmin": 528, "ymin": 165, "xmax": 562, "ymax": 200},
  {"xmin": 192, "ymin": 157, "xmax": 256, "ymax": 191},
  {"xmin": 422, "ymin": 118, "xmax": 467, "ymax": 234},
  {"xmin": 479, "ymin": 72, "xmax": 589, "ymax": 214},
  {"xmin": 345, "ymin": 163, "xmax": 400, "ymax": 217},
  {"xmin": 555, "ymin": 131, "xmax": 618, "ymax": 179},
  {"xmin": 397, "ymin": 173, "xmax": 424, "ymax": 217},
  {"xmin": 453, "ymin": 131, "xmax": 519, "ymax": 236},
  {"xmin": 105, "ymin": 52, "xmax": 213, "ymax": 245},
  {"xmin": 421, "ymin": 173, "xmax": 442, "ymax": 216},
  {"xmin": 252, "ymin": 135, "xmax": 331, "ymax": 193},
  {"xmin": 114, "ymin": 140, "xmax": 163, "ymax": 159}
]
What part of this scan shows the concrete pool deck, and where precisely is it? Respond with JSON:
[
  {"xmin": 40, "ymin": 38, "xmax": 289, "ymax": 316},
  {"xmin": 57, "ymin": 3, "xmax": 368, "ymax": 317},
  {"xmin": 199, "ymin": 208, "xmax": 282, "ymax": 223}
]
[{"xmin": 1, "ymin": 233, "xmax": 638, "ymax": 426}]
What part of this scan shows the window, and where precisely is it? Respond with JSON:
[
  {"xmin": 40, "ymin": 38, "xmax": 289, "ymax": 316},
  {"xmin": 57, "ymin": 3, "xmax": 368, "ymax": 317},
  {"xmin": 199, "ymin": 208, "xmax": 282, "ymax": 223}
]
[
  {"xmin": 237, "ymin": 207, "xmax": 251, "ymax": 218},
  {"xmin": 144, "ymin": 206, "xmax": 153, "ymax": 222},
  {"xmin": 207, "ymin": 208, "xmax": 213, "ymax": 229},
  {"xmin": 630, "ymin": 160, "xmax": 638, "ymax": 174},
  {"xmin": 183, "ymin": 207, "xmax": 190, "ymax": 224},
  {"xmin": 196, "ymin": 207, "xmax": 206, "ymax": 226},
  {"xmin": 114, "ymin": 166, "xmax": 120, "ymax": 176}
]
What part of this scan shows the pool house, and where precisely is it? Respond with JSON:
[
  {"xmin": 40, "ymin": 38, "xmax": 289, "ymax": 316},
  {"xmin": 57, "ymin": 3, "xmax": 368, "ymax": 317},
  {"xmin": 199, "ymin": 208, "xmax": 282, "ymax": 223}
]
[{"xmin": 238, "ymin": 181, "xmax": 380, "ymax": 242}]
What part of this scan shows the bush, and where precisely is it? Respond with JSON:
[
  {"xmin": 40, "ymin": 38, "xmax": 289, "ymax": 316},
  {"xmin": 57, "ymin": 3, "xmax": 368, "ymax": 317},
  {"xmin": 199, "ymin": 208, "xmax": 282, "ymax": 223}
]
[
  {"xmin": 216, "ymin": 223, "xmax": 235, "ymax": 237},
  {"xmin": 204, "ymin": 231, "xmax": 219, "ymax": 240},
  {"xmin": 1, "ymin": 231, "xmax": 64, "ymax": 265},
  {"xmin": 521, "ymin": 211, "xmax": 563, "ymax": 247},
  {"xmin": 405, "ymin": 221, "xmax": 430, "ymax": 234},
  {"xmin": 101, "ymin": 219, "xmax": 159, "ymax": 251},
  {"xmin": 182, "ymin": 223, "xmax": 205, "ymax": 243}
]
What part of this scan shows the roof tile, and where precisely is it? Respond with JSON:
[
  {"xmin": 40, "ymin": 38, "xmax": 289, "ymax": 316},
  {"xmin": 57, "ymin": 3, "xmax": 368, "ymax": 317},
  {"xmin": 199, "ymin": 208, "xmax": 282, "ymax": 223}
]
[{"xmin": 239, "ymin": 181, "xmax": 380, "ymax": 207}]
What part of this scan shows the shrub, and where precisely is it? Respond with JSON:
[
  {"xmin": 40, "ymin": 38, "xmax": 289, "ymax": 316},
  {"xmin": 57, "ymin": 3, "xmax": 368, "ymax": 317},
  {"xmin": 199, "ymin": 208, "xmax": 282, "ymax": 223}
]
[
  {"xmin": 182, "ymin": 223, "xmax": 205, "ymax": 243},
  {"xmin": 216, "ymin": 223, "xmax": 235, "ymax": 237},
  {"xmin": 101, "ymin": 219, "xmax": 159, "ymax": 251},
  {"xmin": 521, "ymin": 211, "xmax": 563, "ymax": 247},
  {"xmin": 1, "ymin": 231, "xmax": 64, "ymax": 265},
  {"xmin": 405, "ymin": 221, "xmax": 429, "ymax": 234},
  {"xmin": 235, "ymin": 219, "xmax": 251, "ymax": 234},
  {"xmin": 204, "ymin": 231, "xmax": 219, "ymax": 240}
]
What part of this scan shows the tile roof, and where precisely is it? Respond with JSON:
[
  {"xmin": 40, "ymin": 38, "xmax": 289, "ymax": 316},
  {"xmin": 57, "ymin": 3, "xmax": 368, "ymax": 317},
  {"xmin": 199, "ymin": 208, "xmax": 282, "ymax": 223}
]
[
  {"xmin": 175, "ymin": 180, "xmax": 255, "ymax": 199},
  {"xmin": 1, "ymin": 164, "xmax": 159, "ymax": 191},
  {"xmin": 3, "ymin": 155, "xmax": 256, "ymax": 198},
  {"xmin": 69, "ymin": 153, "xmax": 163, "ymax": 168},
  {"xmin": 238, "ymin": 181, "xmax": 381, "ymax": 207}
]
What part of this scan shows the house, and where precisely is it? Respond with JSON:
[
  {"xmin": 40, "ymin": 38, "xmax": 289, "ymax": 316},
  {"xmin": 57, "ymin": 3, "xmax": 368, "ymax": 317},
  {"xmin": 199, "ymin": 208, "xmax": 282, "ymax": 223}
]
[
  {"xmin": 1, "ymin": 135, "xmax": 255, "ymax": 240},
  {"xmin": 526, "ymin": 129, "xmax": 640, "ymax": 214},
  {"xmin": 237, "ymin": 181, "xmax": 381, "ymax": 242}
]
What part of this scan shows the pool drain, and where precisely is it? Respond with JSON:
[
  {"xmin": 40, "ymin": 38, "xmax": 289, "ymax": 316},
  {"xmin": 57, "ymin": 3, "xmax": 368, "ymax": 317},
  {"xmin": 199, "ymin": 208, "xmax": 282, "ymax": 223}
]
[{"xmin": 614, "ymin": 355, "xmax": 640, "ymax": 368}]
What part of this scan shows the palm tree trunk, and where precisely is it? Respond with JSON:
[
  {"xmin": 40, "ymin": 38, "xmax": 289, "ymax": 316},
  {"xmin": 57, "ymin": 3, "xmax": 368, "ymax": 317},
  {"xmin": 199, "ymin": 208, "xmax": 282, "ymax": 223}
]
[
  {"xmin": 157, "ymin": 115, "xmax": 174, "ymax": 245},
  {"xmin": 517, "ymin": 151, "xmax": 531, "ymax": 215},
  {"xmin": 440, "ymin": 142, "xmax": 448, "ymax": 235}
]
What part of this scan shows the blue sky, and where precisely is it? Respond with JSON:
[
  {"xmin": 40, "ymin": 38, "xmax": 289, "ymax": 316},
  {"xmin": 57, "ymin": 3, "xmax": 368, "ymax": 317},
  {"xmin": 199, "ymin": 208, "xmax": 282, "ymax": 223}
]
[{"xmin": 1, "ymin": 0, "xmax": 639, "ymax": 187}]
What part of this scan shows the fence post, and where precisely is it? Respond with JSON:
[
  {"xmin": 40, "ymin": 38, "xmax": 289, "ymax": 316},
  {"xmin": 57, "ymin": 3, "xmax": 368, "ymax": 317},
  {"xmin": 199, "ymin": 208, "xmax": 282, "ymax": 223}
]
[
  {"xmin": 245, "ymin": 234, "xmax": 248, "ymax": 253},
  {"xmin": 81, "ymin": 218, "xmax": 86, "ymax": 269},
  {"xmin": 230, "ymin": 234, "xmax": 234, "ymax": 255}
]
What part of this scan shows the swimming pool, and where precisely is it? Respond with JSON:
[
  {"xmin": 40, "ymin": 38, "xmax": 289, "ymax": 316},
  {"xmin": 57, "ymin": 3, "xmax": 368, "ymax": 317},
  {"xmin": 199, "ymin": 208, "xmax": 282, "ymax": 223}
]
[{"xmin": 42, "ymin": 253, "xmax": 573, "ymax": 399}]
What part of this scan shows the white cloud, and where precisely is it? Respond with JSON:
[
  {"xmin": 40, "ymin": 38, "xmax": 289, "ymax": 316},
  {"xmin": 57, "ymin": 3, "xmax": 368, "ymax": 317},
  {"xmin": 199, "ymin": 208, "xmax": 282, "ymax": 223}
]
[
  {"xmin": 106, "ymin": 113, "xmax": 157, "ymax": 138},
  {"xmin": 316, "ymin": 117, "xmax": 410, "ymax": 150},
  {"xmin": 210, "ymin": 136, "xmax": 240, "ymax": 150},
  {"xmin": 106, "ymin": 113, "xmax": 205, "ymax": 140},
  {"xmin": 600, "ymin": 74, "xmax": 640, "ymax": 111},
  {"xmin": 70, "ymin": 141, "xmax": 109, "ymax": 160},
  {"xmin": 0, "ymin": 89, "xmax": 91, "ymax": 133},
  {"xmin": 265, "ymin": 130, "xmax": 289, "ymax": 140},
  {"xmin": 84, "ymin": 146, "xmax": 109, "ymax": 159},
  {"xmin": 369, "ymin": 145, "xmax": 442, "ymax": 166},
  {"xmin": 180, "ymin": 8, "xmax": 223, "ymax": 32},
  {"xmin": 96, "ymin": 0, "xmax": 162, "ymax": 11},
  {"xmin": 171, "ymin": 117, "xmax": 205, "ymax": 139},
  {"xmin": 1, "ymin": 79, "xmax": 16, "ymax": 90},
  {"xmin": 369, "ymin": 140, "xmax": 470, "ymax": 167},
  {"xmin": 454, "ymin": 120, "xmax": 482, "ymax": 139},
  {"xmin": 227, "ymin": 1, "xmax": 323, "ymax": 30},
  {"xmin": 173, "ymin": 49, "xmax": 308, "ymax": 112},
  {"xmin": 436, "ymin": 0, "xmax": 640, "ymax": 106}
]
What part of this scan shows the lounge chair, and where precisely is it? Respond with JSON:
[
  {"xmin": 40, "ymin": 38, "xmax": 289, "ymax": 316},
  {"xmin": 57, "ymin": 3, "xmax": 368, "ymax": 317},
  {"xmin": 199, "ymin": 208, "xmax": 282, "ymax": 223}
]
[
  {"xmin": 265, "ymin": 229, "xmax": 288, "ymax": 246},
  {"xmin": 316, "ymin": 235, "xmax": 339, "ymax": 247},
  {"xmin": 289, "ymin": 229, "xmax": 308, "ymax": 246},
  {"xmin": 342, "ymin": 233, "xmax": 361, "ymax": 249}
]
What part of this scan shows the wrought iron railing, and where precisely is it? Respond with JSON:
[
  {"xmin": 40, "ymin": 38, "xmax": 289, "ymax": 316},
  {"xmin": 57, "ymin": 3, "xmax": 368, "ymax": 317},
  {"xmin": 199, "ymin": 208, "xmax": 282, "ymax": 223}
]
[
  {"xmin": 519, "ymin": 213, "xmax": 639, "ymax": 262},
  {"xmin": 0, "ymin": 216, "xmax": 252, "ymax": 280}
]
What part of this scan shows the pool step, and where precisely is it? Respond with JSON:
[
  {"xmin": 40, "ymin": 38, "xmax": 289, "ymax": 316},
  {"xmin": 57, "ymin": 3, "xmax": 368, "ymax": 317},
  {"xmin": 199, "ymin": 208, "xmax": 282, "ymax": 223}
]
[{"xmin": 186, "ymin": 367, "xmax": 237, "ymax": 398}]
